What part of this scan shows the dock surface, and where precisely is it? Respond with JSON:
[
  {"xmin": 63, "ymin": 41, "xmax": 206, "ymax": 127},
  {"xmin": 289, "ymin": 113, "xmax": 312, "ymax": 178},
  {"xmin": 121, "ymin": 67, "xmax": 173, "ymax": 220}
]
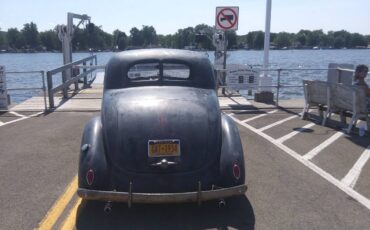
[{"xmin": 1, "ymin": 82, "xmax": 370, "ymax": 229}]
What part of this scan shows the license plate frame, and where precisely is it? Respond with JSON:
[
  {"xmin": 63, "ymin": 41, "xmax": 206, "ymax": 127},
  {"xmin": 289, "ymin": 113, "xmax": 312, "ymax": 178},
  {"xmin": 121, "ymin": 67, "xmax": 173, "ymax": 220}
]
[{"xmin": 148, "ymin": 139, "xmax": 181, "ymax": 158}]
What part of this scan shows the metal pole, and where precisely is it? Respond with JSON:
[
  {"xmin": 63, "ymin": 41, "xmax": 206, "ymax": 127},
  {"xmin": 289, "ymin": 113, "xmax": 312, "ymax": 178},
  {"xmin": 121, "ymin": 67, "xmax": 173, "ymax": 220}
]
[
  {"xmin": 46, "ymin": 71, "xmax": 54, "ymax": 108},
  {"xmin": 41, "ymin": 71, "xmax": 47, "ymax": 111},
  {"xmin": 263, "ymin": 0, "xmax": 272, "ymax": 76},
  {"xmin": 276, "ymin": 68, "xmax": 281, "ymax": 106},
  {"xmin": 83, "ymin": 61, "xmax": 87, "ymax": 87},
  {"xmin": 73, "ymin": 65, "xmax": 79, "ymax": 91},
  {"xmin": 62, "ymin": 69, "xmax": 68, "ymax": 98},
  {"xmin": 222, "ymin": 32, "xmax": 227, "ymax": 95}
]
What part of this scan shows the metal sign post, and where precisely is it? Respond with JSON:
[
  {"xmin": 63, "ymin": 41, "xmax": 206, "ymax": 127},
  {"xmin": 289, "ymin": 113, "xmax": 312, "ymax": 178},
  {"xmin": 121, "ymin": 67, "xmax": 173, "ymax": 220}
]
[
  {"xmin": 0, "ymin": 66, "xmax": 8, "ymax": 110},
  {"xmin": 214, "ymin": 6, "xmax": 239, "ymax": 95}
]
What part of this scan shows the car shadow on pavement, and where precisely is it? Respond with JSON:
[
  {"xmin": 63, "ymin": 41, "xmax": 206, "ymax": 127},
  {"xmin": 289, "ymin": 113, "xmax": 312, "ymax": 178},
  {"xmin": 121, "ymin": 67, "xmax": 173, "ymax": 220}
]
[{"xmin": 76, "ymin": 195, "xmax": 255, "ymax": 230}]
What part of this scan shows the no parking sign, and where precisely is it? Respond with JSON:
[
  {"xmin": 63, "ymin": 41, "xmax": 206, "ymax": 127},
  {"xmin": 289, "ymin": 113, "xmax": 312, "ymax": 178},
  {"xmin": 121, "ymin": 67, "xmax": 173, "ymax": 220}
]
[{"xmin": 215, "ymin": 6, "xmax": 239, "ymax": 31}]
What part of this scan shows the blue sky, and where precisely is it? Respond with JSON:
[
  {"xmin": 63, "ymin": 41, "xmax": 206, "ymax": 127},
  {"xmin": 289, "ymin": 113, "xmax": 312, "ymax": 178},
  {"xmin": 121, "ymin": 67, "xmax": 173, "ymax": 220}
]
[{"xmin": 1, "ymin": 0, "xmax": 369, "ymax": 35}]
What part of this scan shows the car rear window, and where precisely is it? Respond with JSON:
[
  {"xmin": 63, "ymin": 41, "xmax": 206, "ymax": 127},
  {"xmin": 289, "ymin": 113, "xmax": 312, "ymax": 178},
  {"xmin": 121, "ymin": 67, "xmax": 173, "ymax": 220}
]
[
  {"xmin": 127, "ymin": 62, "xmax": 190, "ymax": 83},
  {"xmin": 163, "ymin": 63, "xmax": 190, "ymax": 80},
  {"xmin": 127, "ymin": 63, "xmax": 160, "ymax": 81}
]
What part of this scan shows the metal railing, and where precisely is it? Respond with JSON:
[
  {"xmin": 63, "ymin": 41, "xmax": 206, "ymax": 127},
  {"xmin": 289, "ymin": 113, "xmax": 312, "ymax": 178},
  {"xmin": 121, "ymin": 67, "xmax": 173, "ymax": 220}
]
[
  {"xmin": 46, "ymin": 55, "xmax": 98, "ymax": 108},
  {"xmin": 218, "ymin": 67, "xmax": 358, "ymax": 106},
  {"xmin": 259, "ymin": 67, "xmax": 355, "ymax": 106},
  {"xmin": 5, "ymin": 70, "xmax": 47, "ymax": 111}
]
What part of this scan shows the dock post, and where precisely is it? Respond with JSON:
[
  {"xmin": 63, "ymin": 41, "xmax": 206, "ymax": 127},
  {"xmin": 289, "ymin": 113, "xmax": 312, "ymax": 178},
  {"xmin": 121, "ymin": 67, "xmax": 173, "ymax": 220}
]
[{"xmin": 46, "ymin": 71, "xmax": 54, "ymax": 108}]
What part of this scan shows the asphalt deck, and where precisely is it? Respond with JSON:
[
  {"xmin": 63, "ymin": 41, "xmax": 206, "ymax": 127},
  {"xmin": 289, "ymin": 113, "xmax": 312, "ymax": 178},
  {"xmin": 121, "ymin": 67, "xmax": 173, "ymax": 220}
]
[{"xmin": 1, "ymin": 91, "xmax": 370, "ymax": 229}]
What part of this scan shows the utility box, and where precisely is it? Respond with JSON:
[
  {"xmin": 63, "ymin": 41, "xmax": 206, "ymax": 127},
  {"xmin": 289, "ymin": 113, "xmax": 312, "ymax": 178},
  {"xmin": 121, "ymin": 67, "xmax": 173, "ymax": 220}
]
[
  {"xmin": 0, "ymin": 65, "xmax": 9, "ymax": 110},
  {"xmin": 254, "ymin": 91, "xmax": 274, "ymax": 103}
]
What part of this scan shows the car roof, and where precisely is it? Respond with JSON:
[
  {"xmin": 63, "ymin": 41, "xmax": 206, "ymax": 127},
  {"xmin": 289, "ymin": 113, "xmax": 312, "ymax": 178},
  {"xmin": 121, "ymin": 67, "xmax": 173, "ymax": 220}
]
[{"xmin": 104, "ymin": 48, "xmax": 216, "ymax": 90}]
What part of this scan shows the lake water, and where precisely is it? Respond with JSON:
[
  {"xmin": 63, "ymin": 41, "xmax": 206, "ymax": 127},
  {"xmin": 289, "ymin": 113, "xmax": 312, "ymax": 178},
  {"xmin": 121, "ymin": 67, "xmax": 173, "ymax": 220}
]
[{"xmin": 1, "ymin": 49, "xmax": 370, "ymax": 103}]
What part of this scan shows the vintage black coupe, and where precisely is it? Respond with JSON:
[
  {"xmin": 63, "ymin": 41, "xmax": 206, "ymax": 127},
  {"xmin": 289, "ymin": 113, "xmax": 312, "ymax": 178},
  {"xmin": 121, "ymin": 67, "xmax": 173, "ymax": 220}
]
[{"xmin": 77, "ymin": 49, "xmax": 247, "ymax": 206}]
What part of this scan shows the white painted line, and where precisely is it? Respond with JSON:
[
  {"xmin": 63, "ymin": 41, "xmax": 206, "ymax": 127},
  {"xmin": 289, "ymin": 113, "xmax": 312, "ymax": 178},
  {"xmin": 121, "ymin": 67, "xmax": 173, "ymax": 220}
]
[
  {"xmin": 0, "ymin": 111, "xmax": 43, "ymax": 128},
  {"xmin": 0, "ymin": 121, "xmax": 4, "ymax": 126},
  {"xmin": 229, "ymin": 115, "xmax": 370, "ymax": 210},
  {"xmin": 28, "ymin": 111, "xmax": 44, "ymax": 117},
  {"xmin": 303, "ymin": 132, "xmax": 344, "ymax": 160},
  {"xmin": 259, "ymin": 115, "xmax": 297, "ymax": 132},
  {"xmin": 241, "ymin": 110, "xmax": 278, "ymax": 123},
  {"xmin": 276, "ymin": 123, "xmax": 316, "ymax": 143},
  {"xmin": 9, "ymin": 111, "xmax": 28, "ymax": 118},
  {"xmin": 341, "ymin": 145, "xmax": 370, "ymax": 188}
]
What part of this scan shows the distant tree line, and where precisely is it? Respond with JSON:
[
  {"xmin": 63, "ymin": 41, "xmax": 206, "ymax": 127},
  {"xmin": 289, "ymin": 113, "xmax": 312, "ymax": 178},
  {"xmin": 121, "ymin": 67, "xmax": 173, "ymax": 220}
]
[{"xmin": 0, "ymin": 22, "xmax": 369, "ymax": 52}]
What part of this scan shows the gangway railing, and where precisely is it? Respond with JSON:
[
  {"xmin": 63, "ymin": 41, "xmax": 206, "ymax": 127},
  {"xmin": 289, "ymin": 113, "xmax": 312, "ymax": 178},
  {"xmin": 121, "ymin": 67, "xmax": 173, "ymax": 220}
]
[
  {"xmin": 46, "ymin": 55, "xmax": 98, "ymax": 108},
  {"xmin": 4, "ymin": 70, "xmax": 47, "ymax": 111}
]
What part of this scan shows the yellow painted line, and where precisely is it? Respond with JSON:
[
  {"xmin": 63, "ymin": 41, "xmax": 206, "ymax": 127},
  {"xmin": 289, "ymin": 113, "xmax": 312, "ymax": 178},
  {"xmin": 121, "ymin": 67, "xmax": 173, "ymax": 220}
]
[
  {"xmin": 37, "ymin": 175, "xmax": 78, "ymax": 230},
  {"xmin": 61, "ymin": 198, "xmax": 82, "ymax": 230}
]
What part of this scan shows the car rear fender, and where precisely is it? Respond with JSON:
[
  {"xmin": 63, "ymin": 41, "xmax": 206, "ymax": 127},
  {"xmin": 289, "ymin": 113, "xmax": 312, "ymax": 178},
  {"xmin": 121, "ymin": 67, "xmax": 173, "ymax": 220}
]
[
  {"xmin": 219, "ymin": 113, "xmax": 245, "ymax": 186},
  {"xmin": 79, "ymin": 116, "xmax": 110, "ymax": 190}
]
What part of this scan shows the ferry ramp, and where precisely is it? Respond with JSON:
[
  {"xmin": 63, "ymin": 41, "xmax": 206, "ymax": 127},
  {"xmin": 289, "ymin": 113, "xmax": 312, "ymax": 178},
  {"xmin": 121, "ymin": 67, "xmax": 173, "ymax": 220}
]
[{"xmin": 0, "ymin": 82, "xmax": 370, "ymax": 229}]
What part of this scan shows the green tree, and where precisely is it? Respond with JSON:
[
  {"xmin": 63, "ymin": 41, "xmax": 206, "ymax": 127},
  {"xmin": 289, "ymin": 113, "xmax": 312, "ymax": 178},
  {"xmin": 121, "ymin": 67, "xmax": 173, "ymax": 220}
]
[
  {"xmin": 113, "ymin": 29, "xmax": 128, "ymax": 50},
  {"xmin": 350, "ymin": 33, "xmax": 368, "ymax": 47},
  {"xmin": 21, "ymin": 22, "xmax": 39, "ymax": 48},
  {"xmin": 83, "ymin": 23, "xmax": 112, "ymax": 50},
  {"xmin": 274, "ymin": 32, "xmax": 292, "ymax": 48},
  {"xmin": 7, "ymin": 28, "xmax": 25, "ymax": 49},
  {"xmin": 333, "ymin": 30, "xmax": 351, "ymax": 48},
  {"xmin": 307, "ymin": 30, "xmax": 324, "ymax": 47},
  {"xmin": 174, "ymin": 27, "xmax": 195, "ymax": 49},
  {"xmin": 194, "ymin": 24, "xmax": 213, "ymax": 49},
  {"xmin": 253, "ymin": 31, "xmax": 264, "ymax": 49},
  {"xmin": 295, "ymin": 30, "xmax": 310, "ymax": 47},
  {"xmin": 0, "ymin": 30, "xmax": 6, "ymax": 48},
  {"xmin": 225, "ymin": 30, "xmax": 237, "ymax": 49},
  {"xmin": 158, "ymin": 34, "xmax": 175, "ymax": 48},
  {"xmin": 72, "ymin": 27, "xmax": 88, "ymax": 51},
  {"xmin": 39, "ymin": 30, "xmax": 60, "ymax": 51},
  {"xmin": 129, "ymin": 27, "xmax": 143, "ymax": 47},
  {"xmin": 141, "ymin": 25, "xmax": 157, "ymax": 47},
  {"xmin": 333, "ymin": 36, "xmax": 345, "ymax": 49}
]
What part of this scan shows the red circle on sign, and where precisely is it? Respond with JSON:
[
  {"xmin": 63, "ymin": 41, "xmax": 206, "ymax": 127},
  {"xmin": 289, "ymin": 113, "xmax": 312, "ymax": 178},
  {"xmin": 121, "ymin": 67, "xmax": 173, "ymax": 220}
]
[{"xmin": 216, "ymin": 8, "xmax": 238, "ymax": 30}]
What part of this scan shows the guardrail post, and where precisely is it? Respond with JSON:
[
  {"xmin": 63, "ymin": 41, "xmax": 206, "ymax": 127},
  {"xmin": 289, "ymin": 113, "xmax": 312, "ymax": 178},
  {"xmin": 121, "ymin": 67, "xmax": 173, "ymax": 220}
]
[
  {"xmin": 46, "ymin": 71, "xmax": 54, "ymax": 108},
  {"xmin": 73, "ymin": 65, "xmax": 79, "ymax": 91},
  {"xmin": 62, "ymin": 70, "xmax": 68, "ymax": 99},
  {"xmin": 276, "ymin": 68, "xmax": 282, "ymax": 106},
  {"xmin": 83, "ymin": 61, "xmax": 87, "ymax": 87},
  {"xmin": 90, "ymin": 59, "xmax": 93, "ymax": 84}
]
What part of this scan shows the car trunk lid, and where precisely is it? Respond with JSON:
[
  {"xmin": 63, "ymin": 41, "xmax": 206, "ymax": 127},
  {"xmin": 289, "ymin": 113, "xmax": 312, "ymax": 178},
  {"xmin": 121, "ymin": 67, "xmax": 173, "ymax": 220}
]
[{"xmin": 102, "ymin": 86, "xmax": 221, "ymax": 173}]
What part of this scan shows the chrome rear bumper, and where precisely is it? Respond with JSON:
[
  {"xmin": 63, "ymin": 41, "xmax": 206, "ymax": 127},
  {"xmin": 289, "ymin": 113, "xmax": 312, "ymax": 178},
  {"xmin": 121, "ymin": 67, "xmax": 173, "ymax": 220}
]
[{"xmin": 77, "ymin": 184, "xmax": 247, "ymax": 204}]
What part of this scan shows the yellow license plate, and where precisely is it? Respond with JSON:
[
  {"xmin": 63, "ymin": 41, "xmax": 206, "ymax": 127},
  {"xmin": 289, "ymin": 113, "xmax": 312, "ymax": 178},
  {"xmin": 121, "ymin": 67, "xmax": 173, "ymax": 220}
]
[{"xmin": 148, "ymin": 139, "xmax": 180, "ymax": 157}]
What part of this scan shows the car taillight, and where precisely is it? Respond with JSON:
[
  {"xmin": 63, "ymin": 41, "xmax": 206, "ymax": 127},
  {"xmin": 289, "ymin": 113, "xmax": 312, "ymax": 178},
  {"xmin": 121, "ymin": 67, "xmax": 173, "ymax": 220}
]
[
  {"xmin": 86, "ymin": 169, "xmax": 94, "ymax": 185},
  {"xmin": 233, "ymin": 163, "xmax": 241, "ymax": 180}
]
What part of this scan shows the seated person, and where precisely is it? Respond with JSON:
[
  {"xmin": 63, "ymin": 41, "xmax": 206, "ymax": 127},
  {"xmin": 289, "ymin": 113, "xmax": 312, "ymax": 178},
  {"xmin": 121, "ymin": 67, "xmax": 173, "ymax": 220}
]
[{"xmin": 353, "ymin": 64, "xmax": 370, "ymax": 111}]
